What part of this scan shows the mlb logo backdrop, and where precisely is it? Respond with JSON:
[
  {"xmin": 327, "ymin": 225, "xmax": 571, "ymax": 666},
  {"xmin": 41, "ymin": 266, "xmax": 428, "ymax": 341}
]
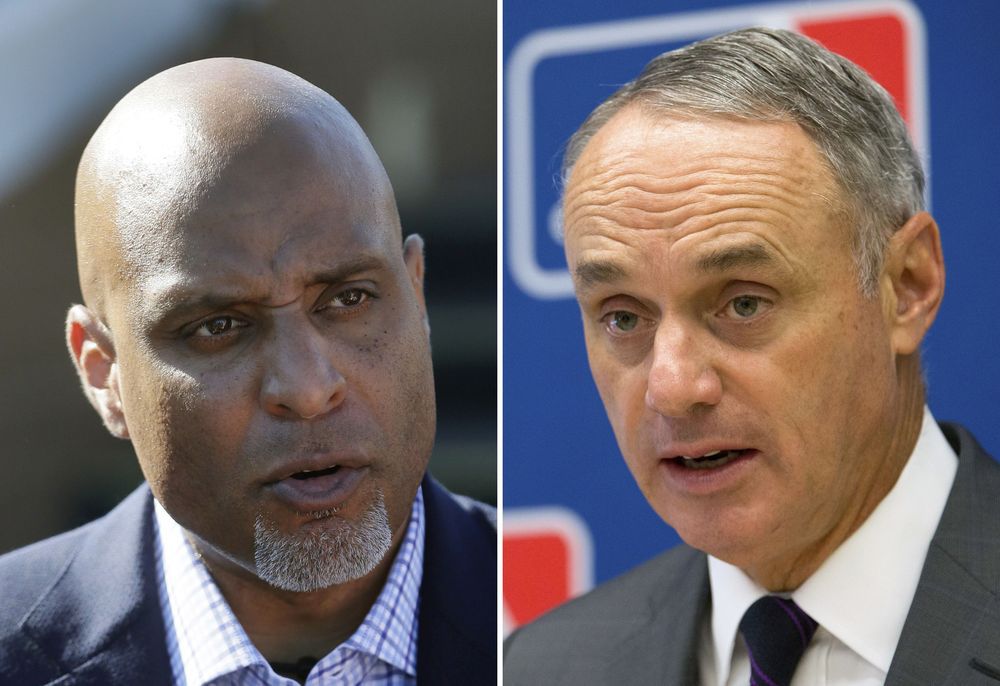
[{"xmin": 503, "ymin": 0, "xmax": 1000, "ymax": 635}]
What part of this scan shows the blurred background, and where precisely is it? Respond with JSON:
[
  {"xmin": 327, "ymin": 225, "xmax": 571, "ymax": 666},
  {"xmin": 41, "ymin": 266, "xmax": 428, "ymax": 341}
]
[
  {"xmin": 504, "ymin": 0, "xmax": 1000, "ymax": 634},
  {"xmin": 0, "ymin": 0, "xmax": 496, "ymax": 554}
]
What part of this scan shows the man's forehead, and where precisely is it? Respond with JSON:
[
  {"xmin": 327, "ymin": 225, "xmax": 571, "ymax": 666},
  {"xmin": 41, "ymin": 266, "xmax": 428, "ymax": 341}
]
[
  {"xmin": 564, "ymin": 106, "xmax": 834, "ymax": 205},
  {"xmin": 110, "ymin": 165, "xmax": 392, "ymax": 274},
  {"xmin": 98, "ymin": 125, "xmax": 396, "ymax": 315},
  {"xmin": 575, "ymin": 239, "xmax": 781, "ymax": 282},
  {"xmin": 562, "ymin": 106, "xmax": 845, "ymax": 279},
  {"xmin": 106, "ymin": 111, "xmax": 382, "ymax": 226}
]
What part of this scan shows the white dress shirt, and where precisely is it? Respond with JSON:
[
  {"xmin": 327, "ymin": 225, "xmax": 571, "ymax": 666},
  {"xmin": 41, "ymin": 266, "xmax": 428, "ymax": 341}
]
[
  {"xmin": 153, "ymin": 488, "xmax": 424, "ymax": 685},
  {"xmin": 700, "ymin": 407, "xmax": 957, "ymax": 686}
]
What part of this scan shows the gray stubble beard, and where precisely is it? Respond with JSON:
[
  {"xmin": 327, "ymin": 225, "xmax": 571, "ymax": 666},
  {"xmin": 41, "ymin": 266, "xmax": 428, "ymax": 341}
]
[{"xmin": 253, "ymin": 489, "xmax": 393, "ymax": 592}]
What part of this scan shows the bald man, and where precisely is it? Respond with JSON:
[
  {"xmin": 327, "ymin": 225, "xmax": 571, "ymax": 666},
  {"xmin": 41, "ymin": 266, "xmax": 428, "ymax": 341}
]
[{"xmin": 0, "ymin": 59, "xmax": 495, "ymax": 685}]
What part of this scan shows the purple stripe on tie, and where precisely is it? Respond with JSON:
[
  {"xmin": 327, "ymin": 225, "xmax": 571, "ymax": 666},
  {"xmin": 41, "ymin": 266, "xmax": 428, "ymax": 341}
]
[
  {"xmin": 747, "ymin": 646, "xmax": 781, "ymax": 686},
  {"xmin": 774, "ymin": 597, "xmax": 809, "ymax": 648}
]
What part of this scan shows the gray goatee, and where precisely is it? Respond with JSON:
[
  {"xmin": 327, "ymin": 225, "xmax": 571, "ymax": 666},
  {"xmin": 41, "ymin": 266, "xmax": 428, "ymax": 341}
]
[{"xmin": 253, "ymin": 489, "xmax": 392, "ymax": 592}]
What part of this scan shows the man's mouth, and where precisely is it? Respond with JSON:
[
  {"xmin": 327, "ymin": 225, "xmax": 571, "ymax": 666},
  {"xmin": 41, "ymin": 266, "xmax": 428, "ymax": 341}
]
[
  {"xmin": 267, "ymin": 462, "xmax": 368, "ymax": 512},
  {"xmin": 290, "ymin": 465, "xmax": 342, "ymax": 480},
  {"xmin": 672, "ymin": 449, "xmax": 753, "ymax": 470},
  {"xmin": 264, "ymin": 452, "xmax": 367, "ymax": 485}
]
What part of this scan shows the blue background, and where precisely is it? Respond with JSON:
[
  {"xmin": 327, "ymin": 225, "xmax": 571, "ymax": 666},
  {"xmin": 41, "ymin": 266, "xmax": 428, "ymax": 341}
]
[{"xmin": 503, "ymin": 0, "xmax": 1000, "ymax": 589}]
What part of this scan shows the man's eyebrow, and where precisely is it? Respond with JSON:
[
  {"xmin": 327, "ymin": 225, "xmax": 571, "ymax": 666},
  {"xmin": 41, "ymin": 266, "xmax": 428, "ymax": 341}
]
[
  {"xmin": 147, "ymin": 254, "xmax": 389, "ymax": 318},
  {"xmin": 695, "ymin": 243, "xmax": 780, "ymax": 273},
  {"xmin": 574, "ymin": 259, "xmax": 628, "ymax": 290},
  {"xmin": 307, "ymin": 254, "xmax": 387, "ymax": 284}
]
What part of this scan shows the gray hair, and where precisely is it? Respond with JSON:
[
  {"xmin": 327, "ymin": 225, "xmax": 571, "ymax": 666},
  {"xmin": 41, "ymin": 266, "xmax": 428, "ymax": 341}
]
[{"xmin": 563, "ymin": 27, "xmax": 925, "ymax": 296}]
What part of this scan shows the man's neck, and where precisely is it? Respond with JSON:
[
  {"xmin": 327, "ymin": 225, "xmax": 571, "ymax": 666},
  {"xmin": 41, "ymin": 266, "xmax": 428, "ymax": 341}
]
[{"xmin": 191, "ymin": 527, "xmax": 403, "ymax": 663}]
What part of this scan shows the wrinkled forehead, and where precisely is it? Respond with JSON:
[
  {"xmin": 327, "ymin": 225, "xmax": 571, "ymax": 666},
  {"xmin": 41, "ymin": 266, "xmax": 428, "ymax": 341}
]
[{"xmin": 560, "ymin": 107, "xmax": 851, "ymax": 294}]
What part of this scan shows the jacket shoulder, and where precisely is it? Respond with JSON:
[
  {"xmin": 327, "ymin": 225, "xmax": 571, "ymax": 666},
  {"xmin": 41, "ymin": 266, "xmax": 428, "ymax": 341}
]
[
  {"xmin": 0, "ymin": 517, "xmax": 112, "ymax": 685},
  {"xmin": 416, "ymin": 475, "xmax": 496, "ymax": 684},
  {"xmin": 0, "ymin": 486, "xmax": 168, "ymax": 686},
  {"xmin": 504, "ymin": 543, "xmax": 707, "ymax": 684},
  {"xmin": 435, "ymin": 482, "xmax": 496, "ymax": 531},
  {"xmin": 513, "ymin": 542, "xmax": 702, "ymax": 634},
  {"xmin": 422, "ymin": 474, "xmax": 495, "ymax": 541},
  {"xmin": 0, "ymin": 520, "xmax": 97, "ymax": 630}
]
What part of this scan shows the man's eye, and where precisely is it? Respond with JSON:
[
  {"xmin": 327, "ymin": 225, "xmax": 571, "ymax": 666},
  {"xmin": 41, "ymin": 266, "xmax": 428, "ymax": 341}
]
[
  {"xmin": 727, "ymin": 295, "xmax": 768, "ymax": 319},
  {"xmin": 193, "ymin": 316, "xmax": 242, "ymax": 337},
  {"xmin": 331, "ymin": 288, "xmax": 370, "ymax": 308},
  {"xmin": 606, "ymin": 310, "xmax": 640, "ymax": 333}
]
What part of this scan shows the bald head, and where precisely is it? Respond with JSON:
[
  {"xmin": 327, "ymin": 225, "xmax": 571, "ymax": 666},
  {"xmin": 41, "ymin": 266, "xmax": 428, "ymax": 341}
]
[
  {"xmin": 75, "ymin": 58, "xmax": 396, "ymax": 320},
  {"xmin": 66, "ymin": 58, "xmax": 437, "ymax": 602}
]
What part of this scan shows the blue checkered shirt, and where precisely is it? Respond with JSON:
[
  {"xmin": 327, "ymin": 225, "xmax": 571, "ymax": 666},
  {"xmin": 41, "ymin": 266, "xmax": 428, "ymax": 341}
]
[{"xmin": 153, "ymin": 487, "xmax": 424, "ymax": 685}]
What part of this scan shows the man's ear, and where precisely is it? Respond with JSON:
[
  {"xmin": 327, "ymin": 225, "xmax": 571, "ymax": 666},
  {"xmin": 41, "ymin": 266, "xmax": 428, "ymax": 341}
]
[
  {"xmin": 402, "ymin": 234, "xmax": 430, "ymax": 333},
  {"xmin": 66, "ymin": 305, "xmax": 129, "ymax": 439},
  {"xmin": 883, "ymin": 211, "xmax": 945, "ymax": 356}
]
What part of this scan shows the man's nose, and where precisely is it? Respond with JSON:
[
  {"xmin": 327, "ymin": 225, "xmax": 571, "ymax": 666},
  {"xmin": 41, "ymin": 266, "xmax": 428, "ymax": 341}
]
[
  {"xmin": 260, "ymin": 323, "xmax": 346, "ymax": 420},
  {"xmin": 644, "ymin": 323, "xmax": 722, "ymax": 418}
]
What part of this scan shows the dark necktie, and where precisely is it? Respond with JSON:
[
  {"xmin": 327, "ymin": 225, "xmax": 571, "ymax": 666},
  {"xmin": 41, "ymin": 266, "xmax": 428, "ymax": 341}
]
[{"xmin": 738, "ymin": 596, "xmax": 819, "ymax": 686}]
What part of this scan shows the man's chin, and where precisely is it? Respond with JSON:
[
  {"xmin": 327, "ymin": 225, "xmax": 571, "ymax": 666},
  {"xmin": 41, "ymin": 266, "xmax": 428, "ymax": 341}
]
[{"xmin": 253, "ymin": 489, "xmax": 392, "ymax": 592}]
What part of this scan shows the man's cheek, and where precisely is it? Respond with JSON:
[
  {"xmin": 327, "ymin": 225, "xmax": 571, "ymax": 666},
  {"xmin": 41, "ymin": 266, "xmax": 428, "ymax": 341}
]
[
  {"xmin": 600, "ymin": 370, "xmax": 642, "ymax": 424},
  {"xmin": 154, "ymin": 391, "xmax": 231, "ymax": 476}
]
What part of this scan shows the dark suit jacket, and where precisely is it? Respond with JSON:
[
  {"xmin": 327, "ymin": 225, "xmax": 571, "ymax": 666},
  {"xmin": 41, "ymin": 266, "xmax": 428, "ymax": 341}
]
[
  {"xmin": 504, "ymin": 423, "xmax": 1000, "ymax": 685},
  {"xmin": 0, "ymin": 474, "xmax": 496, "ymax": 685}
]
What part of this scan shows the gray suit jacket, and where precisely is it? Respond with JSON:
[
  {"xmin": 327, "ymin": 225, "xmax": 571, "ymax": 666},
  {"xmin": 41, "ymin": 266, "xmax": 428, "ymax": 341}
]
[{"xmin": 504, "ymin": 423, "xmax": 1000, "ymax": 685}]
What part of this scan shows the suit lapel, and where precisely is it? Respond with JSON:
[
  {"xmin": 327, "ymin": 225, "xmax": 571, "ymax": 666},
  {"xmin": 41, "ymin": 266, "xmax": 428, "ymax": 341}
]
[
  {"xmin": 416, "ymin": 476, "xmax": 496, "ymax": 685},
  {"xmin": 887, "ymin": 424, "xmax": 1000, "ymax": 684},
  {"xmin": 20, "ymin": 486, "xmax": 172, "ymax": 686}
]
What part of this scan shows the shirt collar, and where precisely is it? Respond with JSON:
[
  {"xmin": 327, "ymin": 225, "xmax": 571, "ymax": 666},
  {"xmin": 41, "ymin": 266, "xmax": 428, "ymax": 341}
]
[
  {"xmin": 708, "ymin": 407, "xmax": 957, "ymax": 683},
  {"xmin": 154, "ymin": 486, "xmax": 425, "ymax": 685}
]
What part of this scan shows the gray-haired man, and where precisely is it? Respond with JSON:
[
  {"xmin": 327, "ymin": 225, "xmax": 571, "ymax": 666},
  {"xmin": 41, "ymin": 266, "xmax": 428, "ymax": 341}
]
[{"xmin": 504, "ymin": 27, "xmax": 1000, "ymax": 685}]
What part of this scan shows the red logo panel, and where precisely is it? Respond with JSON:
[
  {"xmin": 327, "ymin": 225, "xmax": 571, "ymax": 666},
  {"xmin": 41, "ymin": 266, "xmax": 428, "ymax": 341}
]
[
  {"xmin": 503, "ymin": 508, "xmax": 593, "ymax": 634},
  {"xmin": 798, "ymin": 14, "xmax": 910, "ymax": 126}
]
